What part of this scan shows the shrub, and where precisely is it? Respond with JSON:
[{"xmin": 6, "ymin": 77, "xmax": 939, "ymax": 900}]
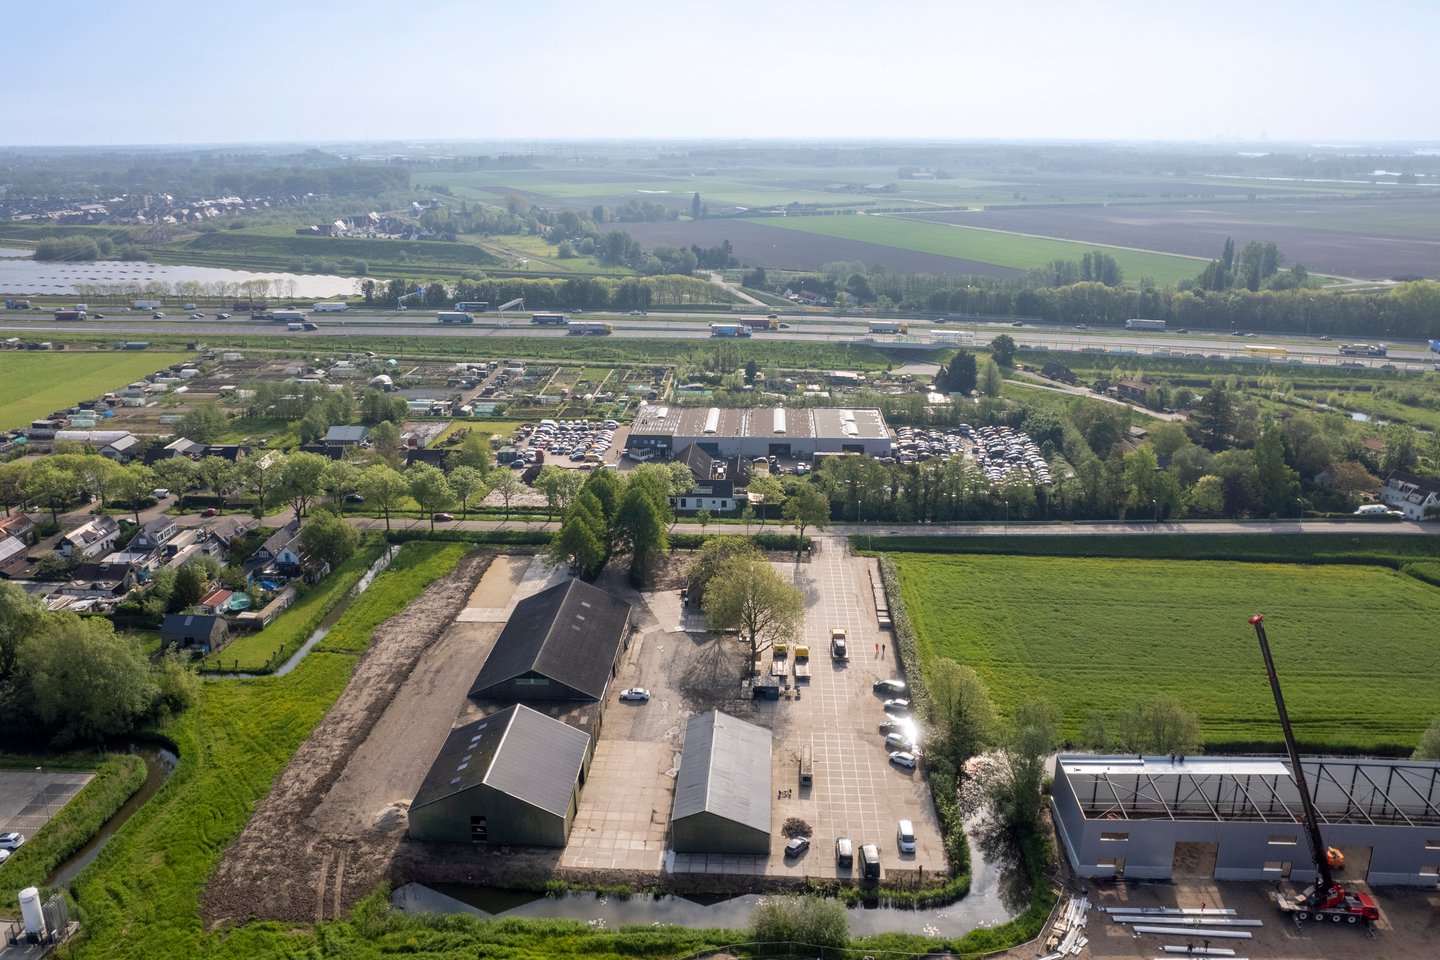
[{"xmin": 749, "ymin": 895, "xmax": 849, "ymax": 949}]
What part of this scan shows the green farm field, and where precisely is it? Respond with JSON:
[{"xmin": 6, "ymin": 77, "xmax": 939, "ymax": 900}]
[
  {"xmin": 894, "ymin": 553, "xmax": 1440, "ymax": 752},
  {"xmin": 758, "ymin": 215, "xmax": 1206, "ymax": 286},
  {"xmin": 0, "ymin": 351, "xmax": 190, "ymax": 429}
]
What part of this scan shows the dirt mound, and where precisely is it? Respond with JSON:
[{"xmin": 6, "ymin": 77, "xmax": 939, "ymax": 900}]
[
  {"xmin": 201, "ymin": 552, "xmax": 491, "ymax": 927},
  {"xmin": 373, "ymin": 802, "xmax": 409, "ymax": 832}
]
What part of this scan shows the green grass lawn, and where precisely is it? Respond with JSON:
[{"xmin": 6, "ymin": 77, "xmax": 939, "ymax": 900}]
[
  {"xmin": 893, "ymin": 553, "xmax": 1440, "ymax": 752},
  {"xmin": 757, "ymin": 215, "xmax": 1205, "ymax": 285},
  {"xmin": 0, "ymin": 352, "xmax": 190, "ymax": 429}
]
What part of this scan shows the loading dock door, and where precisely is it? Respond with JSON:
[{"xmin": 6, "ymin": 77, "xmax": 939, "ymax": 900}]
[
  {"xmin": 1171, "ymin": 841, "xmax": 1219, "ymax": 879},
  {"xmin": 1336, "ymin": 845, "xmax": 1373, "ymax": 882}
]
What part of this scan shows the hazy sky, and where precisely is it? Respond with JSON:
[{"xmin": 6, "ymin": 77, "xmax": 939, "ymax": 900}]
[{"xmin": 8, "ymin": 0, "xmax": 1437, "ymax": 146}]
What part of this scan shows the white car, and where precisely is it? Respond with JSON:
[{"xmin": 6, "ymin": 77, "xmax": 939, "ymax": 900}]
[
  {"xmin": 0, "ymin": 849, "xmax": 9, "ymax": 866},
  {"xmin": 889, "ymin": 751, "xmax": 918, "ymax": 769},
  {"xmin": 619, "ymin": 688, "xmax": 650, "ymax": 702},
  {"xmin": 0, "ymin": 832, "xmax": 25, "ymax": 851},
  {"xmin": 884, "ymin": 732, "xmax": 914, "ymax": 751},
  {"xmin": 898, "ymin": 819, "xmax": 917, "ymax": 853}
]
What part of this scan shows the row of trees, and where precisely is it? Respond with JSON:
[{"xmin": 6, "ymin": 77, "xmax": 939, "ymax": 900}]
[
  {"xmin": 362, "ymin": 273, "xmax": 725, "ymax": 311},
  {"xmin": 546, "ymin": 463, "xmax": 694, "ymax": 584}
]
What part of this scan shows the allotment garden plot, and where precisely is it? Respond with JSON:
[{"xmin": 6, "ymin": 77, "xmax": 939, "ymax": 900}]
[{"xmin": 892, "ymin": 554, "xmax": 1440, "ymax": 751}]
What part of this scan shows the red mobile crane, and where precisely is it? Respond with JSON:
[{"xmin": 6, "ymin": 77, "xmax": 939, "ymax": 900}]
[{"xmin": 1250, "ymin": 614, "xmax": 1380, "ymax": 926}]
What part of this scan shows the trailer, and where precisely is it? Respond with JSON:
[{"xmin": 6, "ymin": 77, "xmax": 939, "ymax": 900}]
[
  {"xmin": 1338, "ymin": 343, "xmax": 1387, "ymax": 357},
  {"xmin": 530, "ymin": 313, "xmax": 570, "ymax": 326},
  {"xmin": 436, "ymin": 311, "xmax": 475, "ymax": 324},
  {"xmin": 710, "ymin": 323, "xmax": 752, "ymax": 338},
  {"xmin": 53, "ymin": 310, "xmax": 86, "ymax": 321},
  {"xmin": 567, "ymin": 321, "xmax": 613, "ymax": 335},
  {"xmin": 4, "ymin": 299, "xmax": 32, "ymax": 310},
  {"xmin": 270, "ymin": 310, "xmax": 308, "ymax": 322},
  {"xmin": 1124, "ymin": 318, "xmax": 1167, "ymax": 331},
  {"xmin": 742, "ymin": 316, "xmax": 778, "ymax": 330},
  {"xmin": 313, "ymin": 301, "xmax": 348, "ymax": 313},
  {"xmin": 133, "ymin": 299, "xmax": 162, "ymax": 310},
  {"xmin": 869, "ymin": 321, "xmax": 909, "ymax": 334}
]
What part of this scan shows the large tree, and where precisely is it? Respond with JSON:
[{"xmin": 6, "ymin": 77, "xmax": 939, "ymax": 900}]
[
  {"xmin": 276, "ymin": 451, "xmax": 330, "ymax": 522},
  {"xmin": 927, "ymin": 660, "xmax": 998, "ymax": 766},
  {"xmin": 408, "ymin": 464, "xmax": 454, "ymax": 530},
  {"xmin": 153, "ymin": 457, "xmax": 201, "ymax": 510},
  {"xmin": 548, "ymin": 493, "xmax": 608, "ymax": 579},
  {"xmin": 988, "ymin": 333, "xmax": 1017, "ymax": 367},
  {"xmin": 484, "ymin": 468, "xmax": 525, "ymax": 521},
  {"xmin": 703, "ymin": 558, "xmax": 804, "ymax": 666},
  {"xmin": 0, "ymin": 461, "xmax": 30, "ymax": 516},
  {"xmin": 447, "ymin": 465, "xmax": 486, "ymax": 519},
  {"xmin": 781, "ymin": 482, "xmax": 830, "ymax": 551},
  {"xmin": 686, "ymin": 535, "xmax": 762, "ymax": 604},
  {"xmin": 0, "ymin": 581, "xmax": 44, "ymax": 686},
  {"xmin": 358, "ymin": 464, "xmax": 408, "ymax": 532},
  {"xmin": 747, "ymin": 474, "xmax": 784, "ymax": 528},
  {"xmin": 25, "ymin": 459, "xmax": 82, "ymax": 523},
  {"xmin": 533, "ymin": 465, "xmax": 582, "ymax": 522},
  {"xmin": 107, "ymin": 463, "xmax": 158, "ymax": 524},
  {"xmin": 299, "ymin": 511, "xmax": 360, "ymax": 572},
  {"xmin": 19, "ymin": 615, "xmax": 159, "ymax": 744},
  {"xmin": 318, "ymin": 459, "xmax": 361, "ymax": 513},
  {"xmin": 195, "ymin": 456, "xmax": 239, "ymax": 515},
  {"xmin": 611, "ymin": 482, "xmax": 669, "ymax": 582}
]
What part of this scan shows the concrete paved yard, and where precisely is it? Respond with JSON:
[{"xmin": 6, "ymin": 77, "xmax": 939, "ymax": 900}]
[{"xmin": 0, "ymin": 768, "xmax": 93, "ymax": 838}]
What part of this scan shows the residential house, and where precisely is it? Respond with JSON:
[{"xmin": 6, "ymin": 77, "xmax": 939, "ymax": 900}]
[
  {"xmin": 195, "ymin": 587, "xmax": 234, "ymax": 616},
  {"xmin": 0, "ymin": 535, "xmax": 28, "ymax": 576},
  {"xmin": 323, "ymin": 425, "xmax": 370, "ymax": 446},
  {"xmin": 163, "ymin": 437, "xmax": 208, "ymax": 459},
  {"xmin": 129, "ymin": 516, "xmax": 178, "ymax": 552},
  {"xmin": 160, "ymin": 613, "xmax": 229, "ymax": 654},
  {"xmin": 671, "ymin": 443, "xmax": 740, "ymax": 514},
  {"xmin": 1116, "ymin": 379, "xmax": 1150, "ymax": 403},
  {"xmin": 99, "ymin": 433, "xmax": 142, "ymax": 463},
  {"xmin": 62, "ymin": 559, "xmax": 140, "ymax": 598},
  {"xmin": 275, "ymin": 535, "xmax": 328, "ymax": 581},
  {"xmin": 246, "ymin": 519, "xmax": 301, "ymax": 575},
  {"xmin": 1380, "ymin": 471, "xmax": 1440, "ymax": 521},
  {"xmin": 59, "ymin": 515, "xmax": 120, "ymax": 559},
  {"xmin": 0, "ymin": 513, "xmax": 36, "ymax": 545}
]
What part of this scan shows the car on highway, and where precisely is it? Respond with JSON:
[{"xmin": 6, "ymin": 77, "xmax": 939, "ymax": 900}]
[
  {"xmin": 618, "ymin": 688, "xmax": 650, "ymax": 702},
  {"xmin": 0, "ymin": 832, "xmax": 25, "ymax": 851},
  {"xmin": 784, "ymin": 836, "xmax": 810, "ymax": 858},
  {"xmin": 1319, "ymin": 335, "xmax": 1332, "ymax": 341},
  {"xmin": 153, "ymin": 312, "xmax": 165, "ymax": 318},
  {"xmin": 778, "ymin": 322, "xmax": 790, "ymax": 328},
  {"xmin": 433, "ymin": 513, "xmax": 455, "ymax": 522},
  {"xmin": 1011, "ymin": 320, "xmax": 1024, "ymax": 326},
  {"xmin": 217, "ymin": 312, "xmax": 230, "ymax": 319},
  {"xmin": 628, "ymin": 309, "xmax": 643, "ymax": 315},
  {"xmin": 889, "ymin": 751, "xmax": 918, "ymax": 769},
  {"xmin": 873, "ymin": 679, "xmax": 907, "ymax": 695},
  {"xmin": 1074, "ymin": 323, "xmax": 1088, "ymax": 330}
]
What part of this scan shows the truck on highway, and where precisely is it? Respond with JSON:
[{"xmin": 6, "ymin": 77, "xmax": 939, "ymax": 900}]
[
  {"xmin": 4, "ymin": 299, "xmax": 31, "ymax": 310},
  {"xmin": 53, "ymin": 309, "xmax": 86, "ymax": 321},
  {"xmin": 709, "ymin": 323, "xmax": 752, "ymax": 338},
  {"xmin": 869, "ymin": 321, "xmax": 909, "ymax": 334},
  {"xmin": 530, "ymin": 313, "xmax": 569, "ymax": 326},
  {"xmin": 1124, "ymin": 318, "xmax": 1167, "ymax": 331},
  {"xmin": 741, "ymin": 316, "xmax": 778, "ymax": 330},
  {"xmin": 133, "ymin": 299, "xmax": 162, "ymax": 310},
  {"xmin": 287, "ymin": 322, "xmax": 320, "ymax": 332},
  {"xmin": 313, "ymin": 301, "xmax": 348, "ymax": 313},
  {"xmin": 1338, "ymin": 343, "xmax": 1387, "ymax": 357},
  {"xmin": 567, "ymin": 321, "xmax": 613, "ymax": 335},
  {"xmin": 436, "ymin": 311, "xmax": 475, "ymax": 324},
  {"xmin": 270, "ymin": 310, "xmax": 307, "ymax": 322}
]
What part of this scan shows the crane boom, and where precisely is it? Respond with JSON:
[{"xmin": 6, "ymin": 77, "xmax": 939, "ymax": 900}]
[{"xmin": 1249, "ymin": 614, "xmax": 1333, "ymax": 891}]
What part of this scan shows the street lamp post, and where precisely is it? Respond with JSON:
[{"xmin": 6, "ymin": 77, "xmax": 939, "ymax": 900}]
[
  {"xmin": 1297, "ymin": 497, "xmax": 1304, "ymax": 530},
  {"xmin": 1152, "ymin": 498, "xmax": 1159, "ymax": 527},
  {"xmin": 1004, "ymin": 499, "xmax": 1009, "ymax": 534}
]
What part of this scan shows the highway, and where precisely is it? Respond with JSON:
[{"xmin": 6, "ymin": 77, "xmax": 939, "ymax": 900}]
[{"xmin": 2, "ymin": 309, "xmax": 1436, "ymax": 371}]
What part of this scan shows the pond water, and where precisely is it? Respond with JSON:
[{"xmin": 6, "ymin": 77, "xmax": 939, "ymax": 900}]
[{"xmin": 0, "ymin": 257, "xmax": 356, "ymax": 297}]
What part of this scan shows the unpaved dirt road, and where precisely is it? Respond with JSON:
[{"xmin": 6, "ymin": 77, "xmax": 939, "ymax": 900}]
[{"xmin": 202, "ymin": 551, "xmax": 491, "ymax": 926}]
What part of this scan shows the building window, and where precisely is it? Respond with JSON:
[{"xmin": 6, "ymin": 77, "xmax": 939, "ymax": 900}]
[
  {"xmin": 1099, "ymin": 832, "xmax": 1129, "ymax": 842},
  {"xmin": 1427, "ymin": 840, "xmax": 1440, "ymax": 851},
  {"xmin": 470, "ymin": 816, "xmax": 488, "ymax": 842},
  {"xmin": 1420, "ymin": 865, "xmax": 1439, "ymax": 877},
  {"xmin": 1263, "ymin": 861, "xmax": 1291, "ymax": 874},
  {"xmin": 1269, "ymin": 835, "xmax": 1298, "ymax": 845}
]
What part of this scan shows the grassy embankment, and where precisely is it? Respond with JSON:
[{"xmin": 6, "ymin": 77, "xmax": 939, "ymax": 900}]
[
  {"xmin": 0, "ymin": 754, "xmax": 148, "ymax": 907},
  {"xmin": 889, "ymin": 547, "xmax": 1440, "ymax": 753},
  {"xmin": 0, "ymin": 352, "xmax": 190, "ymax": 429},
  {"xmin": 758, "ymin": 214, "xmax": 1207, "ymax": 286},
  {"xmin": 198, "ymin": 538, "xmax": 387, "ymax": 673}
]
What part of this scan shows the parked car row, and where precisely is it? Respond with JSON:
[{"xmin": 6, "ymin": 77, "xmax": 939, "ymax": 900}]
[
  {"xmin": 516, "ymin": 418, "xmax": 622, "ymax": 464},
  {"xmin": 0, "ymin": 831, "xmax": 25, "ymax": 866},
  {"xmin": 965, "ymin": 424, "xmax": 1052, "ymax": 486},
  {"xmin": 872, "ymin": 678, "xmax": 918, "ymax": 768}
]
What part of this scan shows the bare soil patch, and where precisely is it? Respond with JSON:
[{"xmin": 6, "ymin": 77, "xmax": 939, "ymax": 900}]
[{"xmin": 201, "ymin": 551, "xmax": 492, "ymax": 927}]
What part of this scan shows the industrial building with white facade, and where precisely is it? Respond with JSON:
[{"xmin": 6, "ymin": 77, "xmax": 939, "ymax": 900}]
[
  {"xmin": 1052, "ymin": 754, "xmax": 1440, "ymax": 888},
  {"xmin": 627, "ymin": 405, "xmax": 893, "ymax": 461}
]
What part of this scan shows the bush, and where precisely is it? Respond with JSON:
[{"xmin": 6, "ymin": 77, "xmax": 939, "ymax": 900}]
[{"xmin": 749, "ymin": 895, "xmax": 849, "ymax": 949}]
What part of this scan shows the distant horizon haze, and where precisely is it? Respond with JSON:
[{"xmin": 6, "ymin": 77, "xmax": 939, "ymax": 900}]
[{"xmin": 6, "ymin": 0, "xmax": 1438, "ymax": 147}]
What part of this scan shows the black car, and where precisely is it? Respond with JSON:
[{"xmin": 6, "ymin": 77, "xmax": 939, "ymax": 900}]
[
  {"xmin": 344, "ymin": 493, "xmax": 366, "ymax": 503},
  {"xmin": 785, "ymin": 836, "xmax": 810, "ymax": 858},
  {"xmin": 873, "ymin": 678, "xmax": 907, "ymax": 695}
]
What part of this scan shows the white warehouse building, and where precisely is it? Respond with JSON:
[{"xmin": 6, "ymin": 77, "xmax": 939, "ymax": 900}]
[{"xmin": 627, "ymin": 405, "xmax": 892, "ymax": 460}]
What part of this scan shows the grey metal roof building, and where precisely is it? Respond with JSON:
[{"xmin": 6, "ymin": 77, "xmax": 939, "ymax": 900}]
[
  {"xmin": 468, "ymin": 579, "xmax": 632, "ymax": 702},
  {"xmin": 671, "ymin": 710, "xmax": 772, "ymax": 855},
  {"xmin": 628, "ymin": 405, "xmax": 892, "ymax": 460},
  {"xmin": 409, "ymin": 705, "xmax": 593, "ymax": 846},
  {"xmin": 1053, "ymin": 754, "xmax": 1440, "ymax": 887}
]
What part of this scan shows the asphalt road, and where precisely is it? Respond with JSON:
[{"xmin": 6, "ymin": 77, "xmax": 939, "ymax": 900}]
[{"xmin": 5, "ymin": 311, "xmax": 1436, "ymax": 371}]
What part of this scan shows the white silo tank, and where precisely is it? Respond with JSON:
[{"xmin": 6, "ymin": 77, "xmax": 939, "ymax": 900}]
[{"xmin": 19, "ymin": 886, "xmax": 46, "ymax": 939}]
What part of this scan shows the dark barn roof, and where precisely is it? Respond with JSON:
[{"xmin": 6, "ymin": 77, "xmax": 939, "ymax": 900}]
[
  {"xmin": 468, "ymin": 579, "xmax": 632, "ymax": 701},
  {"xmin": 411, "ymin": 705, "xmax": 590, "ymax": 817},
  {"xmin": 672, "ymin": 710, "xmax": 772, "ymax": 834}
]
